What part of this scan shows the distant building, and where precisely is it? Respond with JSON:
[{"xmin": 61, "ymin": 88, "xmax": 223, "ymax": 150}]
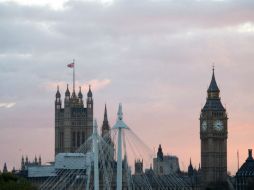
[
  {"xmin": 21, "ymin": 153, "xmax": 91, "ymax": 188},
  {"xmin": 153, "ymin": 144, "xmax": 180, "ymax": 175},
  {"xmin": 55, "ymin": 85, "xmax": 93, "ymax": 154},
  {"xmin": 3, "ymin": 162, "xmax": 8, "ymax": 173},
  {"xmin": 236, "ymin": 149, "xmax": 254, "ymax": 190},
  {"xmin": 132, "ymin": 168, "xmax": 192, "ymax": 190},
  {"xmin": 21, "ymin": 155, "xmax": 42, "ymax": 171}
]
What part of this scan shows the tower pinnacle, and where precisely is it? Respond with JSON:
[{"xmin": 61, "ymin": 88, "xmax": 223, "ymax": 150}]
[
  {"xmin": 87, "ymin": 85, "xmax": 92, "ymax": 97},
  {"xmin": 78, "ymin": 86, "xmax": 83, "ymax": 99},
  {"xmin": 157, "ymin": 144, "xmax": 163, "ymax": 161},
  {"xmin": 56, "ymin": 85, "xmax": 61, "ymax": 98},
  {"xmin": 102, "ymin": 104, "xmax": 110, "ymax": 138},
  {"xmin": 65, "ymin": 84, "xmax": 70, "ymax": 97},
  {"xmin": 188, "ymin": 158, "xmax": 194, "ymax": 177},
  {"xmin": 104, "ymin": 104, "xmax": 108, "ymax": 122},
  {"xmin": 207, "ymin": 68, "xmax": 220, "ymax": 97}
]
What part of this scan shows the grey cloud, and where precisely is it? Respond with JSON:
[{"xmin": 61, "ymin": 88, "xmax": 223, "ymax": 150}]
[{"xmin": 0, "ymin": 0, "xmax": 254, "ymax": 173}]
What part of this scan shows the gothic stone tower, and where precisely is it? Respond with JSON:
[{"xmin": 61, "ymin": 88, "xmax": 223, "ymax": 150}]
[
  {"xmin": 55, "ymin": 85, "xmax": 93, "ymax": 155},
  {"xmin": 200, "ymin": 69, "xmax": 228, "ymax": 184}
]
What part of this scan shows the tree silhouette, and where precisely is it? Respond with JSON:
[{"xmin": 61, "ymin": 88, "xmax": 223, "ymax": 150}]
[{"xmin": 0, "ymin": 173, "xmax": 37, "ymax": 190}]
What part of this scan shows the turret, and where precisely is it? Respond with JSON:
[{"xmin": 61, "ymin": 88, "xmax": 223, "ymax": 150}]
[
  {"xmin": 78, "ymin": 86, "xmax": 83, "ymax": 105},
  {"xmin": 65, "ymin": 84, "xmax": 70, "ymax": 107},
  {"xmin": 87, "ymin": 85, "xmax": 93, "ymax": 108},
  {"xmin": 25, "ymin": 156, "xmax": 28, "ymax": 164},
  {"xmin": 86, "ymin": 85, "xmax": 93, "ymax": 136},
  {"xmin": 21, "ymin": 155, "xmax": 25, "ymax": 170},
  {"xmin": 157, "ymin": 144, "xmax": 164, "ymax": 161},
  {"xmin": 39, "ymin": 155, "xmax": 41, "ymax": 165},
  {"xmin": 55, "ymin": 86, "xmax": 61, "ymax": 110},
  {"xmin": 34, "ymin": 155, "xmax": 37, "ymax": 164}
]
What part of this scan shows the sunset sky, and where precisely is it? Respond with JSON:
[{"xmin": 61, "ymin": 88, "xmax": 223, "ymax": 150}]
[{"xmin": 0, "ymin": 0, "xmax": 254, "ymax": 175}]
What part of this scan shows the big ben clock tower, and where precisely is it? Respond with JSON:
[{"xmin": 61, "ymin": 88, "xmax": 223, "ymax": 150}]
[{"xmin": 200, "ymin": 68, "xmax": 228, "ymax": 185}]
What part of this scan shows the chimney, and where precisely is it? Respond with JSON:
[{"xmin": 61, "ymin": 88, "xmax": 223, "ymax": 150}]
[{"xmin": 248, "ymin": 149, "xmax": 253, "ymax": 160}]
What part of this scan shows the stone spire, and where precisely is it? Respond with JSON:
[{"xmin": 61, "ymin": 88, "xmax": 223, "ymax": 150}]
[
  {"xmin": 202, "ymin": 68, "xmax": 225, "ymax": 111},
  {"xmin": 188, "ymin": 158, "xmax": 194, "ymax": 176},
  {"xmin": 207, "ymin": 67, "xmax": 220, "ymax": 99},
  {"xmin": 104, "ymin": 104, "xmax": 108, "ymax": 123},
  {"xmin": 102, "ymin": 104, "xmax": 110, "ymax": 138}
]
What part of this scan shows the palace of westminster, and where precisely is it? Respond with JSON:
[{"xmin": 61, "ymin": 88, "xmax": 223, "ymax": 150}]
[{"xmin": 2, "ymin": 69, "xmax": 254, "ymax": 190}]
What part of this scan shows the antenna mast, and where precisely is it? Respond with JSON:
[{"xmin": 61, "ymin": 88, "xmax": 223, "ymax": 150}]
[
  {"xmin": 237, "ymin": 150, "xmax": 239, "ymax": 170},
  {"xmin": 73, "ymin": 59, "xmax": 75, "ymax": 92}
]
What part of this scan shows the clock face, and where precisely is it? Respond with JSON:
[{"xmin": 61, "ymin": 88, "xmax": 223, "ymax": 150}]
[
  {"xmin": 214, "ymin": 120, "xmax": 224, "ymax": 131},
  {"xmin": 201, "ymin": 121, "xmax": 208, "ymax": 131}
]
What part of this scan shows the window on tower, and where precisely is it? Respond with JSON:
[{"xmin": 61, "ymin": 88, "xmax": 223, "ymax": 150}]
[
  {"xmin": 60, "ymin": 132, "xmax": 64, "ymax": 149},
  {"xmin": 72, "ymin": 132, "xmax": 76, "ymax": 148},
  {"xmin": 82, "ymin": 132, "xmax": 85, "ymax": 144},
  {"xmin": 77, "ymin": 132, "xmax": 80, "ymax": 147}
]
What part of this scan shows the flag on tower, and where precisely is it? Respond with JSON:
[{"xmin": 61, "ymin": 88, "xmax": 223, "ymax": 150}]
[
  {"xmin": 67, "ymin": 62, "xmax": 74, "ymax": 68},
  {"xmin": 67, "ymin": 60, "xmax": 76, "ymax": 92}
]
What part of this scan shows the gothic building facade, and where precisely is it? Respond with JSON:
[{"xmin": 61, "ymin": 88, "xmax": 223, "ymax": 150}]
[
  {"xmin": 55, "ymin": 85, "xmax": 93, "ymax": 155},
  {"xmin": 200, "ymin": 69, "xmax": 228, "ymax": 185}
]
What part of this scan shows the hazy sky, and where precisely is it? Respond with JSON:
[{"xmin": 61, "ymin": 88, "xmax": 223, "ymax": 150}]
[{"xmin": 0, "ymin": 0, "xmax": 254, "ymax": 174}]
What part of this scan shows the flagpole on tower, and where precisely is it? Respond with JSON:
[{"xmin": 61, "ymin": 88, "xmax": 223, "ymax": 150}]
[
  {"xmin": 73, "ymin": 59, "xmax": 75, "ymax": 92},
  {"xmin": 67, "ymin": 60, "xmax": 76, "ymax": 93}
]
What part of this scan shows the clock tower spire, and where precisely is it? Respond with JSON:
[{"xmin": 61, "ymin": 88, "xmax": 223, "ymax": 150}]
[{"xmin": 200, "ymin": 68, "xmax": 228, "ymax": 186}]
